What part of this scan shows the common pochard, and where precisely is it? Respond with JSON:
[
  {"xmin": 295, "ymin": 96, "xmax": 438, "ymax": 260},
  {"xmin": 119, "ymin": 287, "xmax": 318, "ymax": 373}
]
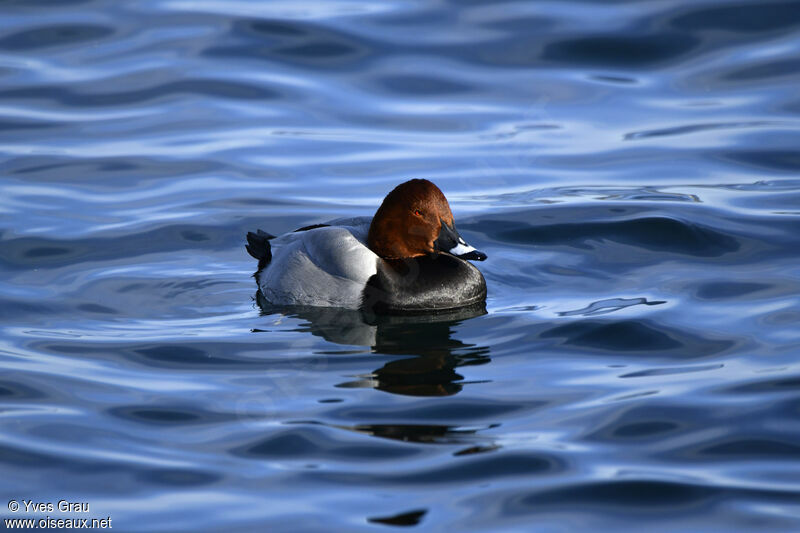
[{"xmin": 246, "ymin": 179, "xmax": 487, "ymax": 313}]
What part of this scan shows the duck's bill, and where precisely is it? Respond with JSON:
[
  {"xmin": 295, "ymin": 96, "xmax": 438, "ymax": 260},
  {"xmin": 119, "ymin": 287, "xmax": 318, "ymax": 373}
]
[
  {"xmin": 435, "ymin": 220, "xmax": 487, "ymax": 261},
  {"xmin": 454, "ymin": 248, "xmax": 488, "ymax": 261}
]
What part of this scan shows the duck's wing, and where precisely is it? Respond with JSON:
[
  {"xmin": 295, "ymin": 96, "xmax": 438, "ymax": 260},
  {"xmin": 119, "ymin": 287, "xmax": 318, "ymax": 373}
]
[
  {"xmin": 259, "ymin": 225, "xmax": 378, "ymax": 308},
  {"xmin": 319, "ymin": 216, "xmax": 372, "ymax": 245}
]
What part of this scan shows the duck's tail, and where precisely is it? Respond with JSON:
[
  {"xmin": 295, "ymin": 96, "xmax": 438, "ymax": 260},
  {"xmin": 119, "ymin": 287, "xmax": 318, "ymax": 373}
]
[{"xmin": 246, "ymin": 230, "xmax": 274, "ymax": 281}]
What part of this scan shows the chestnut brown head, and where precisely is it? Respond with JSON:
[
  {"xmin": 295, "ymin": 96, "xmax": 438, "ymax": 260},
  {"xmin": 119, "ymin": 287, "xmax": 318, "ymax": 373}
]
[{"xmin": 367, "ymin": 179, "xmax": 486, "ymax": 261}]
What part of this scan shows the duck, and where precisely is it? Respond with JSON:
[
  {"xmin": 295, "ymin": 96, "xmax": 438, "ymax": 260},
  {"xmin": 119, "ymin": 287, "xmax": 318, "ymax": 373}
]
[{"xmin": 246, "ymin": 179, "xmax": 487, "ymax": 314}]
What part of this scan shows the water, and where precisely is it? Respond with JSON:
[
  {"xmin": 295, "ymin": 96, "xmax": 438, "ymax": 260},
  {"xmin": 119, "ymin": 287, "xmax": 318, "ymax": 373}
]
[{"xmin": 2, "ymin": 0, "xmax": 800, "ymax": 530}]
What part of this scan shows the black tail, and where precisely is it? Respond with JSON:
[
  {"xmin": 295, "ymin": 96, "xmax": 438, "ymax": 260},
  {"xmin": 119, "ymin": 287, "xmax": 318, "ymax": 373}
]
[{"xmin": 246, "ymin": 230, "xmax": 274, "ymax": 279}]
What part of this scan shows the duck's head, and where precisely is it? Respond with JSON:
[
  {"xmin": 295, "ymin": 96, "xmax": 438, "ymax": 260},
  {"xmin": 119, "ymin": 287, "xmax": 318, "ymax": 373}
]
[{"xmin": 367, "ymin": 179, "xmax": 487, "ymax": 261}]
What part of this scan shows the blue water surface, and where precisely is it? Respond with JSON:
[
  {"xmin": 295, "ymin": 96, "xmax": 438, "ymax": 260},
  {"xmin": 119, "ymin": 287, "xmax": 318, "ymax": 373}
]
[{"xmin": 2, "ymin": 0, "xmax": 800, "ymax": 531}]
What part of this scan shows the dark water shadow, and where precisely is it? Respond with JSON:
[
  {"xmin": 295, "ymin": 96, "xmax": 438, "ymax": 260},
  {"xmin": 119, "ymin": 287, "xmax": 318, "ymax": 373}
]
[
  {"xmin": 721, "ymin": 150, "xmax": 800, "ymax": 172},
  {"xmin": 231, "ymin": 424, "xmax": 423, "ymax": 461},
  {"xmin": 0, "ymin": 24, "xmax": 113, "ymax": 51},
  {"xmin": 368, "ymin": 508, "xmax": 427, "ymax": 526},
  {"xmin": 0, "ymin": 79, "xmax": 278, "ymax": 107},
  {"xmin": 480, "ymin": 215, "xmax": 740, "ymax": 257},
  {"xmin": 506, "ymin": 478, "xmax": 798, "ymax": 519},
  {"xmin": 624, "ymin": 121, "xmax": 780, "ymax": 141},
  {"xmin": 203, "ymin": 17, "xmax": 370, "ymax": 68},
  {"xmin": 0, "ymin": 379, "xmax": 48, "ymax": 400},
  {"xmin": 671, "ymin": 1, "xmax": 800, "ymax": 34},
  {"xmin": 0, "ymin": 222, "xmax": 247, "ymax": 271},
  {"xmin": 542, "ymin": 33, "xmax": 699, "ymax": 68},
  {"xmin": 107, "ymin": 405, "xmax": 230, "ymax": 426},
  {"xmin": 539, "ymin": 318, "xmax": 735, "ymax": 358},
  {"xmin": 582, "ymin": 404, "xmax": 700, "ymax": 446}
]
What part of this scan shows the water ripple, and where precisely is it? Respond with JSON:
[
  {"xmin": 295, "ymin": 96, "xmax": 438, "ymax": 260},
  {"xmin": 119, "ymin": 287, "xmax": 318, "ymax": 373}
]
[{"xmin": 2, "ymin": 0, "xmax": 800, "ymax": 530}]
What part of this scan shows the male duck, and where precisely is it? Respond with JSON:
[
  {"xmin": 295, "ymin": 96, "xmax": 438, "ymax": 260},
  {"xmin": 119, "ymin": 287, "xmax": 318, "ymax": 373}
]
[{"xmin": 246, "ymin": 179, "xmax": 487, "ymax": 313}]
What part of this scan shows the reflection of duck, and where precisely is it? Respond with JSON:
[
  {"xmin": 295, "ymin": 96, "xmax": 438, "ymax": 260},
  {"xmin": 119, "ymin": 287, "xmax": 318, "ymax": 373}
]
[
  {"xmin": 341, "ymin": 423, "xmax": 500, "ymax": 454},
  {"xmin": 256, "ymin": 294, "xmax": 490, "ymax": 397},
  {"xmin": 347, "ymin": 351, "xmax": 467, "ymax": 397},
  {"xmin": 246, "ymin": 179, "xmax": 487, "ymax": 313}
]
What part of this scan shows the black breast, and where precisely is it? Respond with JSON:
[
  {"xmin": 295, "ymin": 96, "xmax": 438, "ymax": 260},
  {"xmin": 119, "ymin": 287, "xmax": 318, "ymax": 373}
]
[{"xmin": 361, "ymin": 253, "xmax": 486, "ymax": 314}]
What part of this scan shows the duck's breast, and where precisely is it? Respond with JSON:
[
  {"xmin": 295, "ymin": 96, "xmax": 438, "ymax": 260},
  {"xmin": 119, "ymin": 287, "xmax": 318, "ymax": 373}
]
[{"xmin": 363, "ymin": 253, "xmax": 487, "ymax": 313}]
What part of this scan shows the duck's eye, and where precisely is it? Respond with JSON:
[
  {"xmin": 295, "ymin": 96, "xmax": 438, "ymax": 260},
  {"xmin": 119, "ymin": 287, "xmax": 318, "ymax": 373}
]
[{"xmin": 414, "ymin": 209, "xmax": 423, "ymax": 217}]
